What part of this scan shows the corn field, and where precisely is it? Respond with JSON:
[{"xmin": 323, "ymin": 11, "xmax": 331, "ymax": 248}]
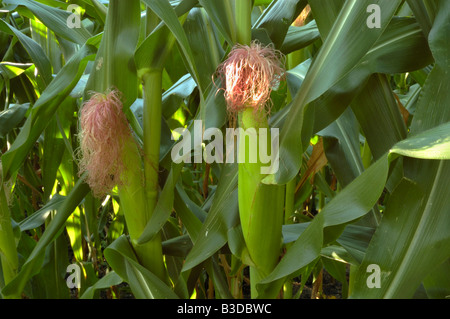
[{"xmin": 0, "ymin": 0, "xmax": 449, "ymax": 301}]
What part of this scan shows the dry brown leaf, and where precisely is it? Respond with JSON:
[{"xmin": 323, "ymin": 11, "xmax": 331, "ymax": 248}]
[{"xmin": 295, "ymin": 138, "xmax": 328, "ymax": 193}]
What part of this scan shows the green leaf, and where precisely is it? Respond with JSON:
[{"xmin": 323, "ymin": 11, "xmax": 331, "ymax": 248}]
[
  {"xmin": 142, "ymin": 0, "xmax": 201, "ymax": 92},
  {"xmin": 161, "ymin": 74, "xmax": 197, "ymax": 119},
  {"xmin": 1, "ymin": 178, "xmax": 90, "ymax": 298},
  {"xmin": 349, "ymin": 171, "xmax": 450, "ymax": 298},
  {"xmin": 258, "ymin": 155, "xmax": 389, "ymax": 296},
  {"xmin": 407, "ymin": 0, "xmax": 433, "ymax": 37},
  {"xmin": 39, "ymin": 231, "xmax": 70, "ymax": 298},
  {"xmin": 182, "ymin": 163, "xmax": 240, "ymax": 271},
  {"xmin": 227, "ymin": 225, "xmax": 255, "ymax": 268},
  {"xmin": 311, "ymin": 16, "xmax": 432, "ymax": 134},
  {"xmin": 0, "ymin": 20, "xmax": 53, "ymax": 86},
  {"xmin": 351, "ymin": 73, "xmax": 407, "ymax": 160},
  {"xmin": 282, "ymin": 222, "xmax": 310, "ymax": 244},
  {"xmin": 262, "ymin": 118, "xmax": 450, "ymax": 295},
  {"xmin": 135, "ymin": 23, "xmax": 177, "ymax": 74},
  {"xmin": 318, "ymin": 107, "xmax": 364, "ymax": 187},
  {"xmin": 266, "ymin": 0, "xmax": 402, "ymax": 184},
  {"xmin": 198, "ymin": 0, "xmax": 236, "ymax": 46},
  {"xmin": 252, "ymin": 0, "xmax": 307, "ymax": 48},
  {"xmin": 174, "ymin": 184, "xmax": 206, "ymax": 241},
  {"xmin": 1, "ymin": 43, "xmax": 96, "ymax": 180},
  {"xmin": 84, "ymin": 0, "xmax": 140, "ymax": 108},
  {"xmin": 3, "ymin": 0, "xmax": 91, "ymax": 45},
  {"xmin": 280, "ymin": 20, "xmax": 320, "ymax": 54},
  {"xmin": 183, "ymin": 7, "xmax": 224, "ymax": 93},
  {"xmin": 104, "ymin": 235, "xmax": 179, "ymax": 299},
  {"xmin": 0, "ymin": 104, "xmax": 29, "ymax": 138},
  {"xmin": 350, "ymin": 0, "xmax": 450, "ymax": 298},
  {"xmin": 390, "ymin": 121, "xmax": 450, "ymax": 160},
  {"xmin": 42, "ymin": 98, "xmax": 76, "ymax": 200},
  {"xmin": 162, "ymin": 234, "xmax": 193, "ymax": 258},
  {"xmin": 422, "ymin": 259, "xmax": 450, "ymax": 299},
  {"xmin": 308, "ymin": 0, "xmax": 345, "ymax": 38},
  {"xmin": 201, "ymin": 80, "xmax": 228, "ymax": 130},
  {"xmin": 18, "ymin": 194, "xmax": 66, "ymax": 231},
  {"xmin": 137, "ymin": 163, "xmax": 183, "ymax": 245},
  {"xmin": 80, "ymin": 271, "xmax": 123, "ymax": 299},
  {"xmin": 336, "ymin": 224, "xmax": 375, "ymax": 264}
]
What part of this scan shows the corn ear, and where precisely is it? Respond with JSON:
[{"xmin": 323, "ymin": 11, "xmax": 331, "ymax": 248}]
[
  {"xmin": 238, "ymin": 107, "xmax": 284, "ymax": 298},
  {"xmin": 117, "ymin": 136, "xmax": 167, "ymax": 282}
]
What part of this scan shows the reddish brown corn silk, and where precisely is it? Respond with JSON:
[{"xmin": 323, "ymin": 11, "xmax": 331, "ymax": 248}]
[
  {"xmin": 78, "ymin": 90, "xmax": 132, "ymax": 197},
  {"xmin": 216, "ymin": 41, "xmax": 285, "ymax": 114}
]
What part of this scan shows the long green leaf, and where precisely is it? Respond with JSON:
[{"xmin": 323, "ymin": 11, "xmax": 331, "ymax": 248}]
[
  {"xmin": 280, "ymin": 20, "xmax": 320, "ymax": 54},
  {"xmin": 137, "ymin": 163, "xmax": 183, "ymax": 244},
  {"xmin": 350, "ymin": 0, "xmax": 450, "ymax": 298},
  {"xmin": 390, "ymin": 122, "xmax": 450, "ymax": 160},
  {"xmin": 311, "ymin": 16, "xmax": 432, "ymax": 134},
  {"xmin": 182, "ymin": 163, "xmax": 239, "ymax": 271},
  {"xmin": 198, "ymin": 0, "xmax": 236, "ymax": 46},
  {"xmin": 104, "ymin": 235, "xmax": 178, "ymax": 299},
  {"xmin": 3, "ymin": 0, "xmax": 91, "ymax": 45},
  {"xmin": 183, "ymin": 7, "xmax": 224, "ymax": 93},
  {"xmin": 142, "ymin": 0, "xmax": 201, "ymax": 92},
  {"xmin": 80, "ymin": 271, "xmax": 122, "ymax": 299},
  {"xmin": 266, "ymin": 0, "xmax": 401, "ymax": 184},
  {"xmin": 84, "ymin": 0, "xmax": 140, "ymax": 108},
  {"xmin": 0, "ymin": 20, "xmax": 52, "ymax": 85},
  {"xmin": 258, "ymin": 120, "xmax": 450, "ymax": 296},
  {"xmin": 351, "ymin": 73, "xmax": 407, "ymax": 160},
  {"xmin": 0, "ymin": 104, "xmax": 29, "ymax": 138},
  {"xmin": 1, "ymin": 177, "xmax": 90, "ymax": 298},
  {"xmin": 18, "ymin": 194, "xmax": 66, "ymax": 231},
  {"xmin": 318, "ymin": 107, "xmax": 364, "ymax": 187},
  {"xmin": 1, "ymin": 43, "xmax": 96, "ymax": 180},
  {"xmin": 252, "ymin": 0, "xmax": 307, "ymax": 48}
]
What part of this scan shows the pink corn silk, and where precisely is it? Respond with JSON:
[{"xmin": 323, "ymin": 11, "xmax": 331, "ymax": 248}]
[
  {"xmin": 78, "ymin": 90, "xmax": 132, "ymax": 197},
  {"xmin": 216, "ymin": 41, "xmax": 285, "ymax": 114}
]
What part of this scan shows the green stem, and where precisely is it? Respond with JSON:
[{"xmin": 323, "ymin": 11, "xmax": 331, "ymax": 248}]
[
  {"xmin": 362, "ymin": 139, "xmax": 372, "ymax": 169},
  {"xmin": 285, "ymin": 178, "xmax": 295, "ymax": 224},
  {"xmin": 283, "ymin": 278, "xmax": 293, "ymax": 299},
  {"xmin": 230, "ymin": 255, "xmax": 243, "ymax": 299},
  {"xmin": 118, "ymin": 70, "xmax": 167, "ymax": 283},
  {"xmin": 143, "ymin": 71, "xmax": 162, "ymax": 218},
  {"xmin": 140, "ymin": 70, "xmax": 168, "ymax": 282},
  {"xmin": 282, "ymin": 178, "xmax": 295, "ymax": 298},
  {"xmin": 235, "ymin": 0, "xmax": 286, "ymax": 299},
  {"xmin": 0, "ymin": 183, "xmax": 19, "ymax": 298},
  {"xmin": 235, "ymin": 0, "xmax": 252, "ymax": 45}
]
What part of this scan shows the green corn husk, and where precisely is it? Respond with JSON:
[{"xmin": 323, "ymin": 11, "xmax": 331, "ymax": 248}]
[
  {"xmin": 117, "ymin": 135, "xmax": 167, "ymax": 283},
  {"xmin": 238, "ymin": 107, "xmax": 284, "ymax": 298}
]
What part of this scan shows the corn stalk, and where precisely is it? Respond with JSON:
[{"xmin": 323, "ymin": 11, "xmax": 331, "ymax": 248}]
[{"xmin": 234, "ymin": 1, "xmax": 285, "ymax": 298}]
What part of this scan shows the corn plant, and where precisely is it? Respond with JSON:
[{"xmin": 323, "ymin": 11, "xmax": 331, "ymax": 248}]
[{"xmin": 0, "ymin": 0, "xmax": 449, "ymax": 300}]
